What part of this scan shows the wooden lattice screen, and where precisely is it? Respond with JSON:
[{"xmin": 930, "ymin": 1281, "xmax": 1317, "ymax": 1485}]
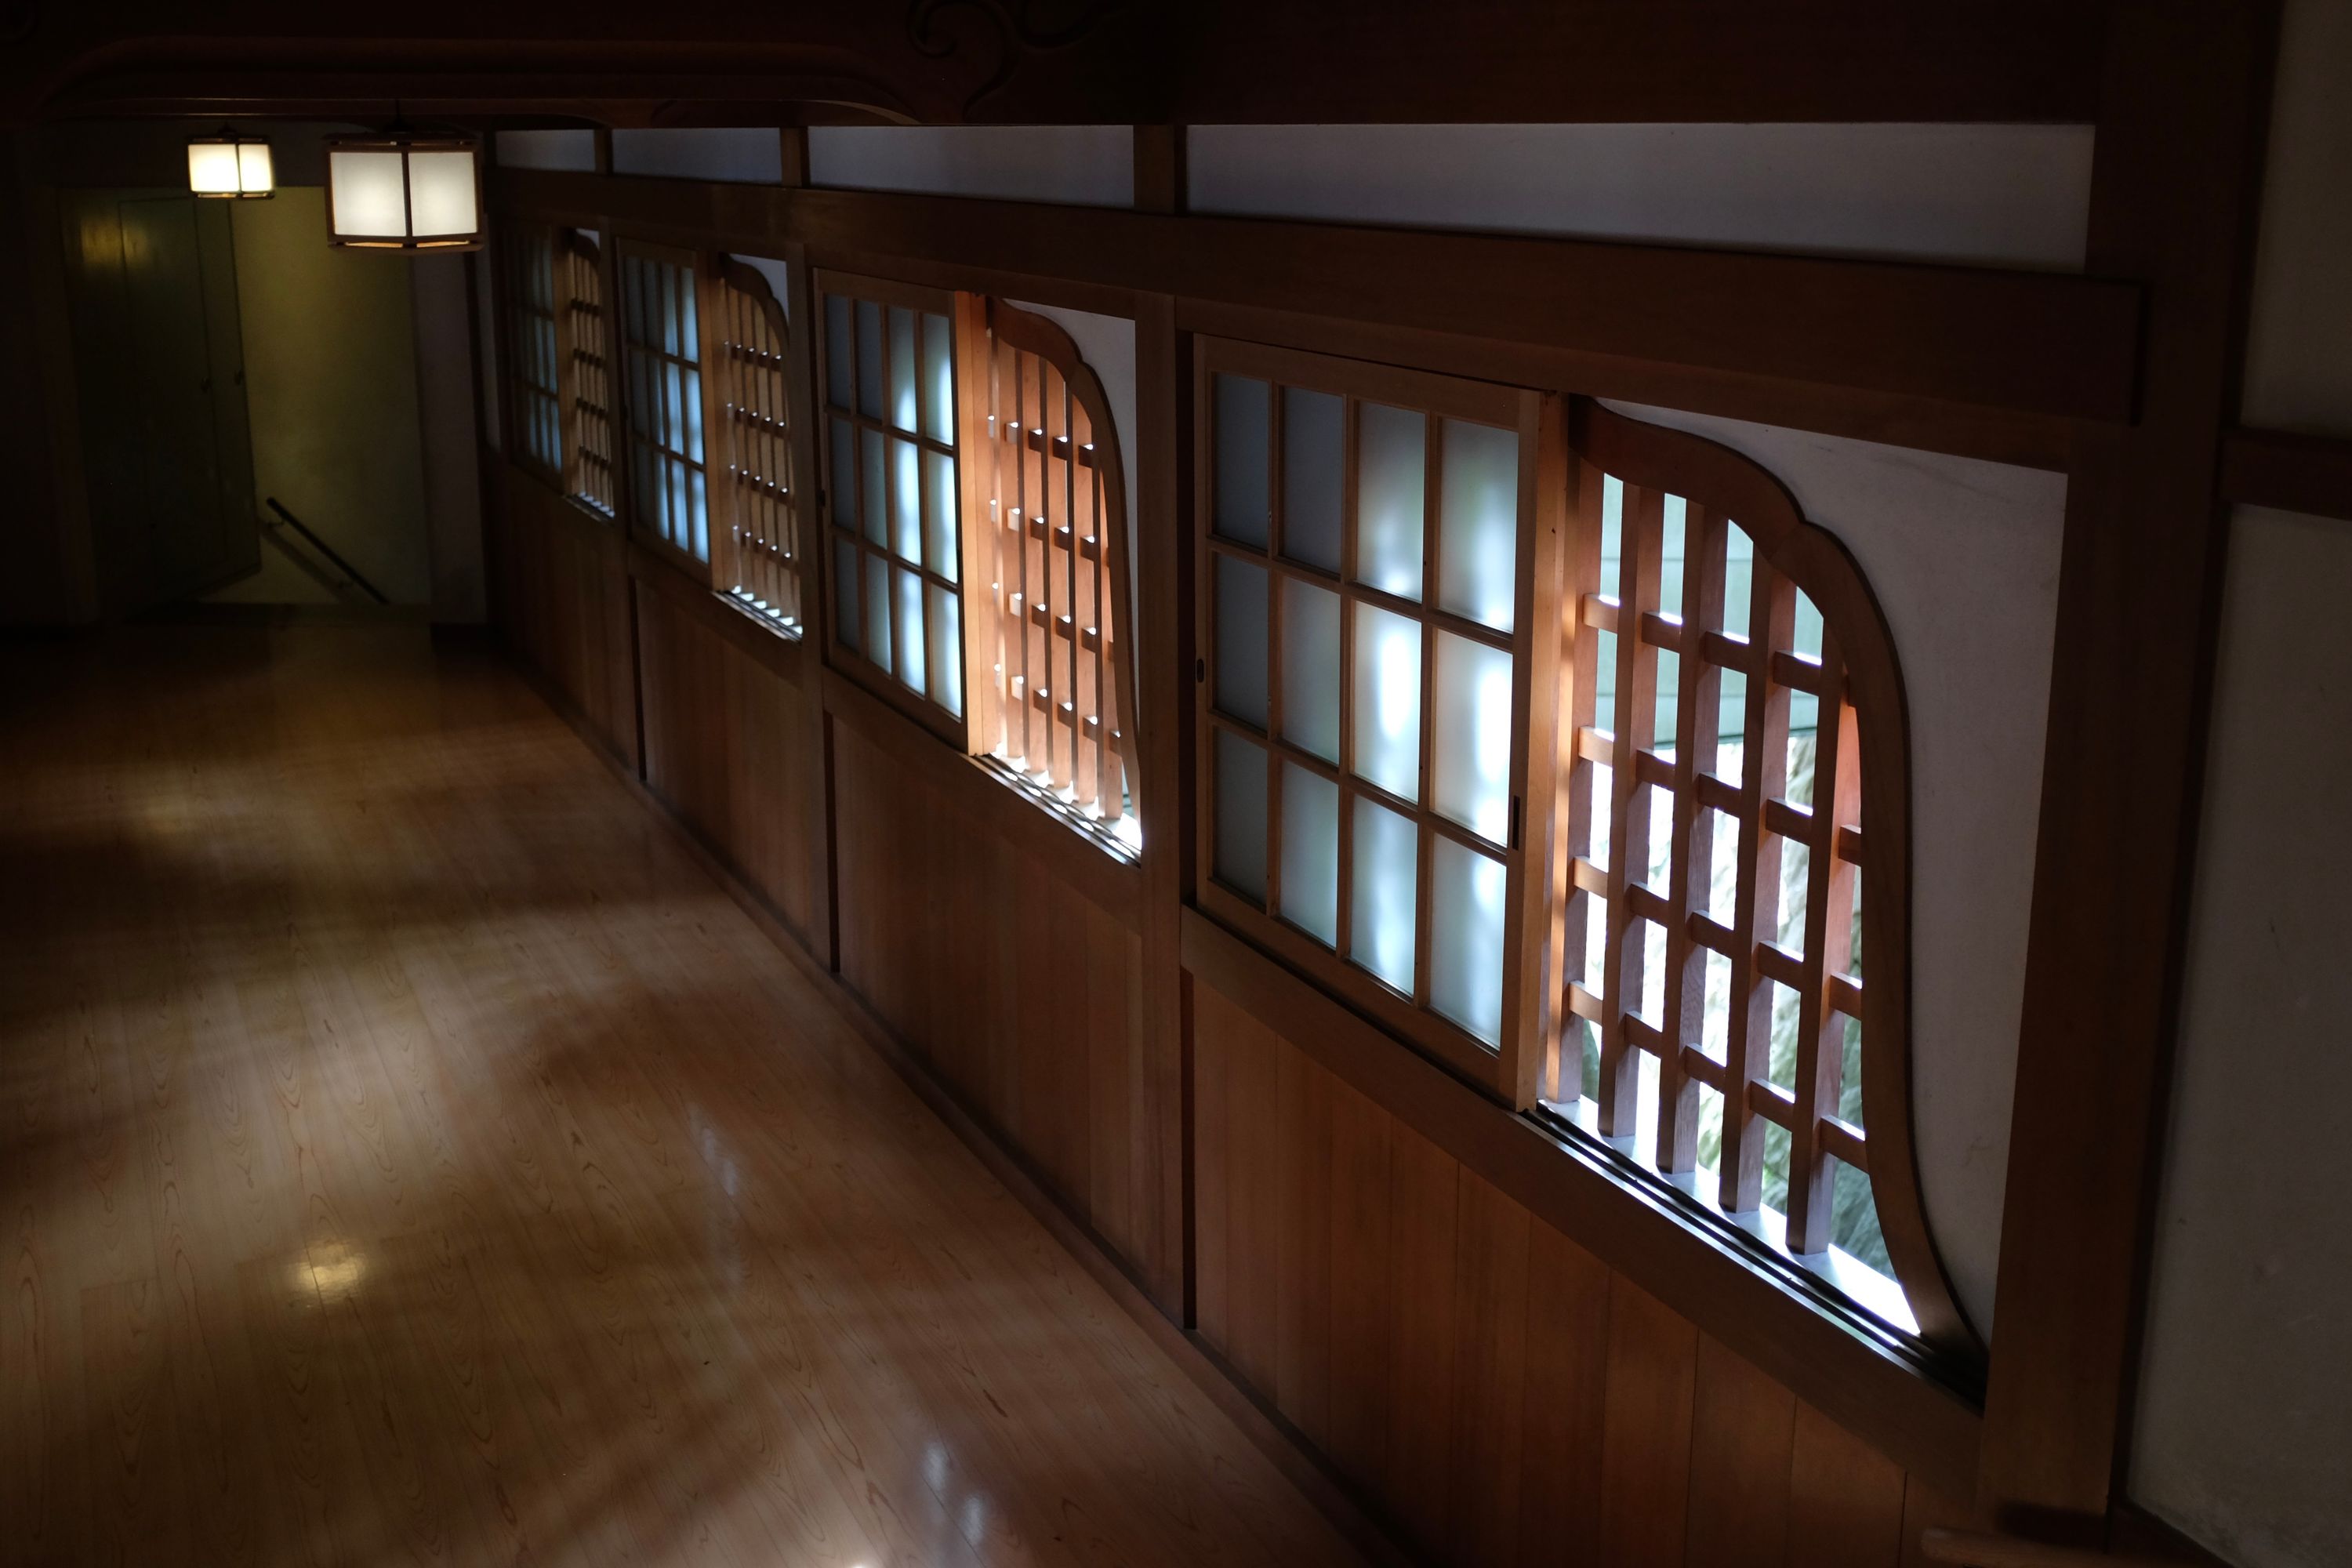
[
  {"xmin": 1554, "ymin": 401, "xmax": 1966, "ymax": 1349},
  {"xmin": 974, "ymin": 301, "xmax": 1136, "ymax": 836},
  {"xmin": 505, "ymin": 225, "xmax": 561, "ymax": 481},
  {"xmin": 561, "ymin": 231, "xmax": 615, "ymax": 515},
  {"xmin": 713, "ymin": 260, "xmax": 800, "ymax": 630}
]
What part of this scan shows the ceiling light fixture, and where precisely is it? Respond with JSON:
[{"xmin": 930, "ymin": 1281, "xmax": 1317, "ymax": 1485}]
[
  {"xmin": 187, "ymin": 127, "xmax": 274, "ymax": 198},
  {"xmin": 324, "ymin": 115, "xmax": 482, "ymax": 252}
]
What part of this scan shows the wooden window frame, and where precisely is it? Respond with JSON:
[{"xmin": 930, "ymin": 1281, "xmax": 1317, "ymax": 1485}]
[
  {"xmin": 972, "ymin": 299, "xmax": 1142, "ymax": 855},
  {"xmin": 1552, "ymin": 400, "xmax": 1973, "ymax": 1356},
  {"xmin": 502, "ymin": 221, "xmax": 564, "ymax": 487},
  {"xmin": 1192, "ymin": 336, "xmax": 1567, "ymax": 1103},
  {"xmin": 710, "ymin": 257, "xmax": 803, "ymax": 634},
  {"xmin": 615, "ymin": 238, "xmax": 720, "ymax": 579},
  {"xmin": 812, "ymin": 267, "xmax": 989, "ymax": 750},
  {"xmin": 559, "ymin": 230, "xmax": 617, "ymax": 517}
]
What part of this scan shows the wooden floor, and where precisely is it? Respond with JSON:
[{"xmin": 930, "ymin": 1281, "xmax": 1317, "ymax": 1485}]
[{"xmin": 0, "ymin": 624, "xmax": 1364, "ymax": 1568}]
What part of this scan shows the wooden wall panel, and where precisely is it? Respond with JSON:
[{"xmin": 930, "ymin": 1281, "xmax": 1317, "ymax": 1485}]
[
  {"xmin": 830, "ymin": 719, "xmax": 1149, "ymax": 1269},
  {"xmin": 488, "ymin": 469, "xmax": 636, "ymax": 768},
  {"xmin": 1192, "ymin": 977, "xmax": 1940, "ymax": 1568},
  {"xmin": 634, "ymin": 581, "xmax": 816, "ymax": 942}
]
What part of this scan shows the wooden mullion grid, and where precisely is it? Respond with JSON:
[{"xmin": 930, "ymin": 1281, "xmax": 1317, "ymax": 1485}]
[
  {"xmin": 561, "ymin": 231, "xmax": 615, "ymax": 516},
  {"xmin": 1195, "ymin": 336, "xmax": 1554, "ymax": 1104},
  {"xmin": 616, "ymin": 241, "xmax": 712, "ymax": 572},
  {"xmin": 1598, "ymin": 481, "xmax": 1664, "ymax": 1138},
  {"xmin": 1721, "ymin": 562, "xmax": 1796, "ymax": 1214},
  {"xmin": 1655, "ymin": 503, "xmax": 1730, "ymax": 1174},
  {"xmin": 713, "ymin": 259, "xmax": 798, "ymax": 629},
  {"xmin": 506, "ymin": 223, "xmax": 563, "ymax": 485}
]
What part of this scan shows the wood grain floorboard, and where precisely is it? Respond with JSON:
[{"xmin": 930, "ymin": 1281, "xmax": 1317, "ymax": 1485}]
[{"xmin": 0, "ymin": 625, "xmax": 1368, "ymax": 1568}]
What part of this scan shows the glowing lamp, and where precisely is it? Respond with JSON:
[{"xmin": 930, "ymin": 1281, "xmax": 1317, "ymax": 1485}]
[
  {"xmin": 324, "ymin": 131, "xmax": 482, "ymax": 252},
  {"xmin": 187, "ymin": 129, "xmax": 274, "ymax": 198}
]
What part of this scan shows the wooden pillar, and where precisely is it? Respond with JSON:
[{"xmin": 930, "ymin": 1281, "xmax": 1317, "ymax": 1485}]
[{"xmin": 1977, "ymin": 0, "xmax": 2281, "ymax": 1542}]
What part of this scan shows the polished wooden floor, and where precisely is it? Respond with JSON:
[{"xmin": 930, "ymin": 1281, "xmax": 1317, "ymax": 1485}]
[{"xmin": 0, "ymin": 624, "xmax": 1364, "ymax": 1568}]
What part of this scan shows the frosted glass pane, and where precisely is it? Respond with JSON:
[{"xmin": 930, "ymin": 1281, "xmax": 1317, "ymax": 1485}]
[
  {"xmin": 1279, "ymin": 764, "xmax": 1340, "ymax": 949},
  {"xmin": 888, "ymin": 306, "xmax": 918, "ymax": 432},
  {"xmin": 895, "ymin": 568, "xmax": 927, "ymax": 695},
  {"xmin": 865, "ymin": 555, "xmax": 892, "ymax": 675},
  {"xmin": 237, "ymin": 143, "xmax": 274, "ymax": 195},
  {"xmin": 923, "ymin": 312, "xmax": 955, "ymax": 444},
  {"xmin": 667, "ymin": 459, "xmax": 687, "ymax": 550},
  {"xmin": 1214, "ymin": 729, "xmax": 1269, "ymax": 902},
  {"xmin": 690, "ymin": 469, "xmax": 708, "ymax": 561},
  {"xmin": 1350, "ymin": 796, "xmax": 1417, "ymax": 995},
  {"xmin": 931, "ymin": 584, "xmax": 964, "ymax": 717},
  {"xmin": 1213, "ymin": 374, "xmax": 1271, "ymax": 546},
  {"xmin": 1439, "ymin": 419, "xmax": 1520, "ymax": 632},
  {"xmin": 860, "ymin": 430, "xmax": 886, "ymax": 545},
  {"xmin": 856, "ymin": 299, "xmax": 884, "ymax": 420},
  {"xmin": 662, "ymin": 267, "xmax": 681, "ymax": 355},
  {"xmin": 679, "ymin": 264, "xmax": 697, "ymax": 358},
  {"xmin": 924, "ymin": 449, "xmax": 960, "ymax": 581},
  {"xmin": 682, "ymin": 368, "xmax": 703, "ymax": 459},
  {"xmin": 328, "ymin": 149, "xmax": 406, "ymax": 237},
  {"xmin": 665, "ymin": 362, "xmax": 684, "ymax": 449},
  {"xmin": 406, "ymin": 151, "xmax": 477, "ymax": 238},
  {"xmin": 891, "ymin": 437, "xmax": 921, "ymax": 560},
  {"xmin": 824, "ymin": 296, "xmax": 854, "ymax": 409},
  {"xmin": 1356, "ymin": 402, "xmax": 1425, "ymax": 601},
  {"xmin": 829, "ymin": 417, "xmax": 855, "ymax": 527},
  {"xmin": 1433, "ymin": 632, "xmax": 1515, "ymax": 845},
  {"xmin": 1214, "ymin": 554, "xmax": 1269, "ymax": 728},
  {"xmin": 833, "ymin": 541, "xmax": 862, "ymax": 653},
  {"xmin": 1279, "ymin": 577, "xmax": 1341, "ymax": 762},
  {"xmin": 1281, "ymin": 387, "xmax": 1344, "ymax": 572},
  {"xmin": 1431, "ymin": 837, "xmax": 1507, "ymax": 1047},
  {"xmin": 1352, "ymin": 603, "xmax": 1422, "ymax": 803},
  {"xmin": 188, "ymin": 142, "xmax": 240, "ymax": 195}
]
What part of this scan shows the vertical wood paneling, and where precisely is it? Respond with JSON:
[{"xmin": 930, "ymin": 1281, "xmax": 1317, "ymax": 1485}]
[
  {"xmin": 489, "ymin": 471, "xmax": 636, "ymax": 769},
  {"xmin": 829, "ymin": 720, "xmax": 1149, "ymax": 1267},
  {"xmin": 1189, "ymin": 976, "xmax": 1934, "ymax": 1568},
  {"xmin": 1684, "ymin": 1333, "xmax": 1798, "ymax": 1567},
  {"xmin": 1788, "ymin": 1399, "xmax": 1910, "ymax": 1568},
  {"xmin": 1599, "ymin": 1276, "xmax": 1700, "ymax": 1568}
]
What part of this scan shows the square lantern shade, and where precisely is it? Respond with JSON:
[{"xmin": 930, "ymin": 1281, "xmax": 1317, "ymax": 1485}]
[
  {"xmin": 324, "ymin": 133, "xmax": 482, "ymax": 251},
  {"xmin": 187, "ymin": 133, "xmax": 274, "ymax": 198}
]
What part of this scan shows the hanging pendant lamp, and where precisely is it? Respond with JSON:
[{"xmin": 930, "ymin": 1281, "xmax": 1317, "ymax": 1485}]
[
  {"xmin": 324, "ymin": 111, "xmax": 482, "ymax": 252},
  {"xmin": 187, "ymin": 127, "xmax": 274, "ymax": 198}
]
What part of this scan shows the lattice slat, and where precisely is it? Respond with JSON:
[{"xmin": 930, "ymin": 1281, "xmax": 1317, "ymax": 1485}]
[{"xmin": 714, "ymin": 262, "xmax": 799, "ymax": 628}]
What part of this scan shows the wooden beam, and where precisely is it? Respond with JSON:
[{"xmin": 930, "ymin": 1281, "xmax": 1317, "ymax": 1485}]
[
  {"xmin": 495, "ymin": 168, "xmax": 2142, "ymax": 442},
  {"xmin": 2217, "ymin": 426, "xmax": 2352, "ymax": 521},
  {"xmin": 1978, "ymin": 0, "xmax": 2282, "ymax": 1542},
  {"xmin": 1179, "ymin": 906, "xmax": 1984, "ymax": 1501}
]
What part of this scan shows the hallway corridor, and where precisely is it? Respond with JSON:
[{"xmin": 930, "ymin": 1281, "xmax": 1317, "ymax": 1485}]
[{"xmin": 0, "ymin": 624, "xmax": 1363, "ymax": 1568}]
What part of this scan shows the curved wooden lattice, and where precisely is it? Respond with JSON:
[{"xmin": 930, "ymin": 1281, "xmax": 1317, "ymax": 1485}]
[
  {"xmin": 1555, "ymin": 401, "xmax": 1971, "ymax": 1352},
  {"xmin": 561, "ymin": 230, "xmax": 615, "ymax": 516},
  {"xmin": 713, "ymin": 260, "xmax": 800, "ymax": 630},
  {"xmin": 973, "ymin": 300, "xmax": 1137, "ymax": 837}
]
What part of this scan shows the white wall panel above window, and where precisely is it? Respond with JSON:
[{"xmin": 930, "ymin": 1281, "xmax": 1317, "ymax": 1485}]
[
  {"xmin": 612, "ymin": 129, "xmax": 782, "ymax": 184},
  {"xmin": 809, "ymin": 125, "xmax": 1134, "ymax": 208},
  {"xmin": 1188, "ymin": 123, "xmax": 2095, "ymax": 271},
  {"xmin": 495, "ymin": 129, "xmax": 597, "ymax": 173}
]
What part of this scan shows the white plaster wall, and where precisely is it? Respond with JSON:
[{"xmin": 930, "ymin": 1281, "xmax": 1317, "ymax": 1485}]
[
  {"xmin": 1188, "ymin": 124, "xmax": 2094, "ymax": 270},
  {"xmin": 612, "ymin": 129, "xmax": 782, "ymax": 184},
  {"xmin": 495, "ymin": 129, "xmax": 597, "ymax": 173},
  {"xmin": 808, "ymin": 126, "xmax": 1133, "ymax": 208},
  {"xmin": 728, "ymin": 254, "xmax": 791, "ymax": 321},
  {"xmin": 2132, "ymin": 505, "xmax": 2352, "ymax": 1567},
  {"xmin": 2241, "ymin": 0, "xmax": 2352, "ymax": 436},
  {"xmin": 1606, "ymin": 401, "xmax": 2066, "ymax": 1334}
]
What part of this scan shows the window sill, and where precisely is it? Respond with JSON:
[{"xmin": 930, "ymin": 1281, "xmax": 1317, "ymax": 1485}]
[{"xmin": 974, "ymin": 753, "xmax": 1141, "ymax": 865}]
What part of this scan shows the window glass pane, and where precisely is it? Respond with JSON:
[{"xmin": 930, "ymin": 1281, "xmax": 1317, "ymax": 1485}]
[
  {"xmin": 856, "ymin": 299, "xmax": 884, "ymax": 421},
  {"xmin": 678, "ymin": 264, "xmax": 696, "ymax": 360},
  {"xmin": 1279, "ymin": 763, "xmax": 1340, "ymax": 949},
  {"xmin": 682, "ymin": 368, "xmax": 703, "ymax": 461},
  {"xmin": 665, "ymin": 362, "xmax": 684, "ymax": 452},
  {"xmin": 860, "ymin": 429, "xmax": 887, "ymax": 546},
  {"xmin": 891, "ymin": 437, "xmax": 922, "ymax": 561},
  {"xmin": 1351, "ymin": 602, "xmax": 1422, "ymax": 803},
  {"xmin": 1214, "ymin": 728, "xmax": 1269, "ymax": 902},
  {"xmin": 888, "ymin": 306, "xmax": 918, "ymax": 433},
  {"xmin": 1723, "ymin": 522, "xmax": 1755, "ymax": 641},
  {"xmin": 1350, "ymin": 796, "xmax": 1418, "ymax": 995},
  {"xmin": 825, "ymin": 295, "xmax": 853, "ymax": 410},
  {"xmin": 829, "ymin": 417, "xmax": 856, "ymax": 528},
  {"xmin": 1430, "ymin": 837, "xmax": 1506, "ymax": 1047},
  {"xmin": 1214, "ymin": 554, "xmax": 1269, "ymax": 730},
  {"xmin": 667, "ymin": 458, "xmax": 688, "ymax": 550},
  {"xmin": 690, "ymin": 469, "xmax": 708, "ymax": 561},
  {"xmin": 865, "ymin": 554, "xmax": 893, "ymax": 676},
  {"xmin": 833, "ymin": 540, "xmax": 862, "ymax": 653},
  {"xmin": 923, "ymin": 311, "xmax": 955, "ymax": 445},
  {"xmin": 895, "ymin": 567, "xmax": 926, "ymax": 695},
  {"xmin": 661, "ymin": 265, "xmax": 681, "ymax": 356},
  {"xmin": 1438, "ymin": 418, "xmax": 1520, "ymax": 632},
  {"xmin": 1432, "ymin": 631, "xmax": 1515, "ymax": 846},
  {"xmin": 1213, "ymin": 373, "xmax": 1272, "ymax": 546},
  {"xmin": 924, "ymin": 449, "xmax": 960, "ymax": 583},
  {"xmin": 1599, "ymin": 474, "xmax": 1624, "ymax": 601},
  {"xmin": 1281, "ymin": 387, "xmax": 1344, "ymax": 573},
  {"xmin": 1794, "ymin": 587, "xmax": 1824, "ymax": 660},
  {"xmin": 1356, "ymin": 402, "xmax": 1425, "ymax": 601},
  {"xmin": 1279, "ymin": 575, "xmax": 1341, "ymax": 764},
  {"xmin": 931, "ymin": 584, "xmax": 964, "ymax": 717},
  {"xmin": 1660, "ymin": 494, "xmax": 1687, "ymax": 621}
]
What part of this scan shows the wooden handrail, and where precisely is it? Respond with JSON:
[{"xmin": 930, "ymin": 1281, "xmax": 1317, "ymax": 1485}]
[{"xmin": 1921, "ymin": 1528, "xmax": 2182, "ymax": 1567}]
